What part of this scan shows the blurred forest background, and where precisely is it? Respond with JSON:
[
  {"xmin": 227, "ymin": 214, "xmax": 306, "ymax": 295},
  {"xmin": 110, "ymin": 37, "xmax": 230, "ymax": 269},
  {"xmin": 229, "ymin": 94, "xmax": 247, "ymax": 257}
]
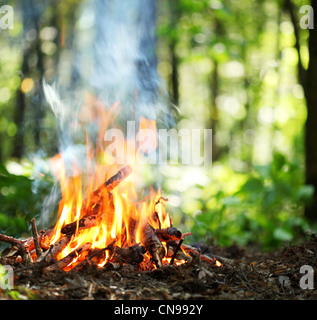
[{"xmin": 0, "ymin": 0, "xmax": 316, "ymax": 250}]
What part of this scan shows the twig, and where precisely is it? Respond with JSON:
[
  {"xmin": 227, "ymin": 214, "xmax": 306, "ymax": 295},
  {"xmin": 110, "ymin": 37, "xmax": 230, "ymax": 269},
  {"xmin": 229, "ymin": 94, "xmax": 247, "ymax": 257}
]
[
  {"xmin": 170, "ymin": 238, "xmax": 184, "ymax": 266},
  {"xmin": 0, "ymin": 233, "xmax": 23, "ymax": 246},
  {"xmin": 0, "ymin": 233, "xmax": 31, "ymax": 264},
  {"xmin": 135, "ymin": 194, "xmax": 152, "ymax": 206},
  {"xmin": 182, "ymin": 232, "xmax": 192, "ymax": 238},
  {"xmin": 45, "ymin": 243, "xmax": 92, "ymax": 272},
  {"xmin": 31, "ymin": 218, "xmax": 42, "ymax": 258},
  {"xmin": 72, "ymin": 240, "xmax": 116, "ymax": 271}
]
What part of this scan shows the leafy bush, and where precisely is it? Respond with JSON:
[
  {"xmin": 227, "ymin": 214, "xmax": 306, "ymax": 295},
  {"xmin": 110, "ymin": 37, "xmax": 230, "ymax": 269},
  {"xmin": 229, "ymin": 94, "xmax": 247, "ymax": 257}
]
[
  {"xmin": 0, "ymin": 162, "xmax": 53, "ymax": 238},
  {"xmin": 184, "ymin": 153, "xmax": 313, "ymax": 249}
]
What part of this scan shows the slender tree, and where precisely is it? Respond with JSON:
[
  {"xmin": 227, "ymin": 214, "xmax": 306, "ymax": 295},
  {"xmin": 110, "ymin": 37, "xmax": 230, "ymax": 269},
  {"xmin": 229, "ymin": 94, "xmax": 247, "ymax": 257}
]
[
  {"xmin": 303, "ymin": 1, "xmax": 317, "ymax": 221},
  {"xmin": 285, "ymin": 0, "xmax": 317, "ymax": 221}
]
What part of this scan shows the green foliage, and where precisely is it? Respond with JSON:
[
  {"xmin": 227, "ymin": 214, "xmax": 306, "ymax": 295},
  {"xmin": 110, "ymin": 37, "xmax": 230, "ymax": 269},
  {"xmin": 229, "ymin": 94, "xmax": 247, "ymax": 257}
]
[
  {"xmin": 189, "ymin": 153, "xmax": 313, "ymax": 249},
  {"xmin": 0, "ymin": 163, "xmax": 52, "ymax": 237}
]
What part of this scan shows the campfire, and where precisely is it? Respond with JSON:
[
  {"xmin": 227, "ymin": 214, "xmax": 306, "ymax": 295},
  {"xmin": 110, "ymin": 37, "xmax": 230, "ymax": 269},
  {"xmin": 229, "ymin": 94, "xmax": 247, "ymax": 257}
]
[{"xmin": 0, "ymin": 98, "xmax": 222, "ymax": 272}]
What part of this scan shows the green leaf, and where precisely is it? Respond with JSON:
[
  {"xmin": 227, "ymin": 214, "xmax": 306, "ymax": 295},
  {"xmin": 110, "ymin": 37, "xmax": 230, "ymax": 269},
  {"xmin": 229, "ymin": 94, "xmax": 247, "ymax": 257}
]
[
  {"xmin": 295, "ymin": 185, "xmax": 314, "ymax": 204},
  {"xmin": 273, "ymin": 228, "xmax": 293, "ymax": 242}
]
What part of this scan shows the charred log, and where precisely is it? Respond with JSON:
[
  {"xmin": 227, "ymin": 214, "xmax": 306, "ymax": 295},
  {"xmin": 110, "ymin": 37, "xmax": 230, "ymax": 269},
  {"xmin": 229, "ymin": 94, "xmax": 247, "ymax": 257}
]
[
  {"xmin": 140, "ymin": 223, "xmax": 165, "ymax": 268},
  {"xmin": 60, "ymin": 215, "xmax": 110, "ymax": 235},
  {"xmin": 31, "ymin": 218, "xmax": 42, "ymax": 258},
  {"xmin": 112, "ymin": 243, "xmax": 146, "ymax": 264}
]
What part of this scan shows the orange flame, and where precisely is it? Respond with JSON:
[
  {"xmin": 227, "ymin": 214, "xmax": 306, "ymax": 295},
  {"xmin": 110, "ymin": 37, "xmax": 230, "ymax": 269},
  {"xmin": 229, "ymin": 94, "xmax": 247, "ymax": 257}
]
[{"xmin": 46, "ymin": 97, "xmax": 187, "ymax": 270}]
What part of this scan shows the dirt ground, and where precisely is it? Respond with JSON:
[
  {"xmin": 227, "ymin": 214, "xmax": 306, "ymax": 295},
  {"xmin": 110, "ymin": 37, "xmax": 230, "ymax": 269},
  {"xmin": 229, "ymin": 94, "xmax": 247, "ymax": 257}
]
[{"xmin": 1, "ymin": 233, "xmax": 317, "ymax": 300}]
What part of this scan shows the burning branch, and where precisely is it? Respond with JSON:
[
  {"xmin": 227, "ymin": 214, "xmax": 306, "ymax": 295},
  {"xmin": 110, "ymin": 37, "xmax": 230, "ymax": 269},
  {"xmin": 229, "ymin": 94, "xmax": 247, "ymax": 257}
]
[
  {"xmin": 83, "ymin": 166, "xmax": 132, "ymax": 216},
  {"xmin": 155, "ymin": 227, "xmax": 182, "ymax": 242},
  {"xmin": 104, "ymin": 166, "xmax": 133, "ymax": 191},
  {"xmin": 169, "ymin": 238, "xmax": 184, "ymax": 266},
  {"xmin": 140, "ymin": 223, "xmax": 165, "ymax": 268},
  {"xmin": 49, "ymin": 234, "xmax": 72, "ymax": 260},
  {"xmin": 61, "ymin": 215, "xmax": 110, "ymax": 235},
  {"xmin": 45, "ymin": 243, "xmax": 92, "ymax": 271}
]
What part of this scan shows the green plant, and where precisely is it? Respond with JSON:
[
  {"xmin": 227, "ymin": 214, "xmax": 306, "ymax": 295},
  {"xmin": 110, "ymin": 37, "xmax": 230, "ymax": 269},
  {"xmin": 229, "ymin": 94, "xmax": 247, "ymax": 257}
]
[{"xmin": 188, "ymin": 153, "xmax": 313, "ymax": 249}]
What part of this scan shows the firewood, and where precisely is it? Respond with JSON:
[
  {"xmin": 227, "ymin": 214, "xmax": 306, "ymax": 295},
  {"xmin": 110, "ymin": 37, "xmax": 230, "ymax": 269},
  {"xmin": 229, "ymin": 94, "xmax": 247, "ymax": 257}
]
[
  {"xmin": 0, "ymin": 233, "xmax": 32, "ymax": 264},
  {"xmin": 83, "ymin": 166, "xmax": 131, "ymax": 216},
  {"xmin": 31, "ymin": 218, "xmax": 42, "ymax": 258},
  {"xmin": 155, "ymin": 227, "xmax": 182, "ymax": 242},
  {"xmin": 72, "ymin": 240, "xmax": 116, "ymax": 270},
  {"xmin": 24, "ymin": 226, "xmax": 55, "ymax": 252},
  {"xmin": 179, "ymin": 243, "xmax": 231, "ymax": 266},
  {"xmin": 169, "ymin": 238, "xmax": 184, "ymax": 265},
  {"xmin": 45, "ymin": 243, "xmax": 92, "ymax": 272},
  {"xmin": 0, "ymin": 233, "xmax": 23, "ymax": 246},
  {"xmin": 112, "ymin": 244, "xmax": 146, "ymax": 264},
  {"xmin": 60, "ymin": 214, "xmax": 112, "ymax": 235},
  {"xmin": 165, "ymin": 244, "xmax": 193, "ymax": 263},
  {"xmin": 49, "ymin": 234, "xmax": 72, "ymax": 260},
  {"xmin": 104, "ymin": 165, "xmax": 133, "ymax": 191},
  {"xmin": 83, "ymin": 191, "xmax": 114, "ymax": 217},
  {"xmin": 140, "ymin": 223, "xmax": 165, "ymax": 268}
]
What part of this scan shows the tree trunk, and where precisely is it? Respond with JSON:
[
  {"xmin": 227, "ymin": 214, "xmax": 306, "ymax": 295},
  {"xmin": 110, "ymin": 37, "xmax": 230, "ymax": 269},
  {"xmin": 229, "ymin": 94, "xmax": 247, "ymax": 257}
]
[
  {"xmin": 209, "ymin": 59, "xmax": 220, "ymax": 162},
  {"xmin": 169, "ymin": 0, "xmax": 179, "ymax": 107},
  {"xmin": 285, "ymin": 0, "xmax": 317, "ymax": 221},
  {"xmin": 11, "ymin": 0, "xmax": 42, "ymax": 158},
  {"xmin": 11, "ymin": 0, "xmax": 30, "ymax": 159},
  {"xmin": 304, "ymin": 0, "xmax": 317, "ymax": 221}
]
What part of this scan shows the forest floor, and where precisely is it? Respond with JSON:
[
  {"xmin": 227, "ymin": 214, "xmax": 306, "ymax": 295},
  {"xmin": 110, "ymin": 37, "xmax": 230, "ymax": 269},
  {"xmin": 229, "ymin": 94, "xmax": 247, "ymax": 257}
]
[{"xmin": 1, "ymin": 234, "xmax": 317, "ymax": 300}]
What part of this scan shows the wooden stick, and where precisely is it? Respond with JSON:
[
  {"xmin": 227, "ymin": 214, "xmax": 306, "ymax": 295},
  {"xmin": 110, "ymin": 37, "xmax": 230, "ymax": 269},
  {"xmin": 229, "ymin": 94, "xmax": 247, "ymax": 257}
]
[
  {"xmin": 155, "ymin": 227, "xmax": 182, "ymax": 242},
  {"xmin": 140, "ymin": 223, "xmax": 165, "ymax": 268},
  {"xmin": 49, "ymin": 234, "xmax": 72, "ymax": 260},
  {"xmin": 104, "ymin": 166, "xmax": 133, "ymax": 191},
  {"xmin": 135, "ymin": 194, "xmax": 152, "ymax": 206},
  {"xmin": 45, "ymin": 243, "xmax": 92, "ymax": 272},
  {"xmin": 0, "ymin": 233, "xmax": 23, "ymax": 246},
  {"xmin": 0, "ymin": 233, "xmax": 32, "ymax": 263},
  {"xmin": 170, "ymin": 238, "xmax": 184, "ymax": 266},
  {"xmin": 166, "ymin": 245, "xmax": 192, "ymax": 263},
  {"xmin": 31, "ymin": 218, "xmax": 42, "ymax": 258},
  {"xmin": 180, "ymin": 243, "xmax": 231, "ymax": 265},
  {"xmin": 72, "ymin": 240, "xmax": 116, "ymax": 271},
  {"xmin": 88, "ymin": 166, "xmax": 132, "ymax": 201},
  {"xmin": 24, "ymin": 226, "xmax": 55, "ymax": 252},
  {"xmin": 61, "ymin": 214, "xmax": 112, "ymax": 235},
  {"xmin": 182, "ymin": 232, "xmax": 192, "ymax": 238},
  {"xmin": 83, "ymin": 166, "xmax": 131, "ymax": 216}
]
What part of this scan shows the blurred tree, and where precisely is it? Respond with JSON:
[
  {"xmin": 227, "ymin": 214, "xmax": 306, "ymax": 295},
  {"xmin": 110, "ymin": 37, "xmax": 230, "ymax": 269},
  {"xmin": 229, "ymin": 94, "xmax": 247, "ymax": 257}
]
[
  {"xmin": 11, "ymin": 0, "xmax": 34, "ymax": 159},
  {"xmin": 303, "ymin": 1, "xmax": 317, "ymax": 221},
  {"xmin": 285, "ymin": 0, "xmax": 317, "ymax": 221},
  {"xmin": 168, "ymin": 0, "xmax": 180, "ymax": 107}
]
